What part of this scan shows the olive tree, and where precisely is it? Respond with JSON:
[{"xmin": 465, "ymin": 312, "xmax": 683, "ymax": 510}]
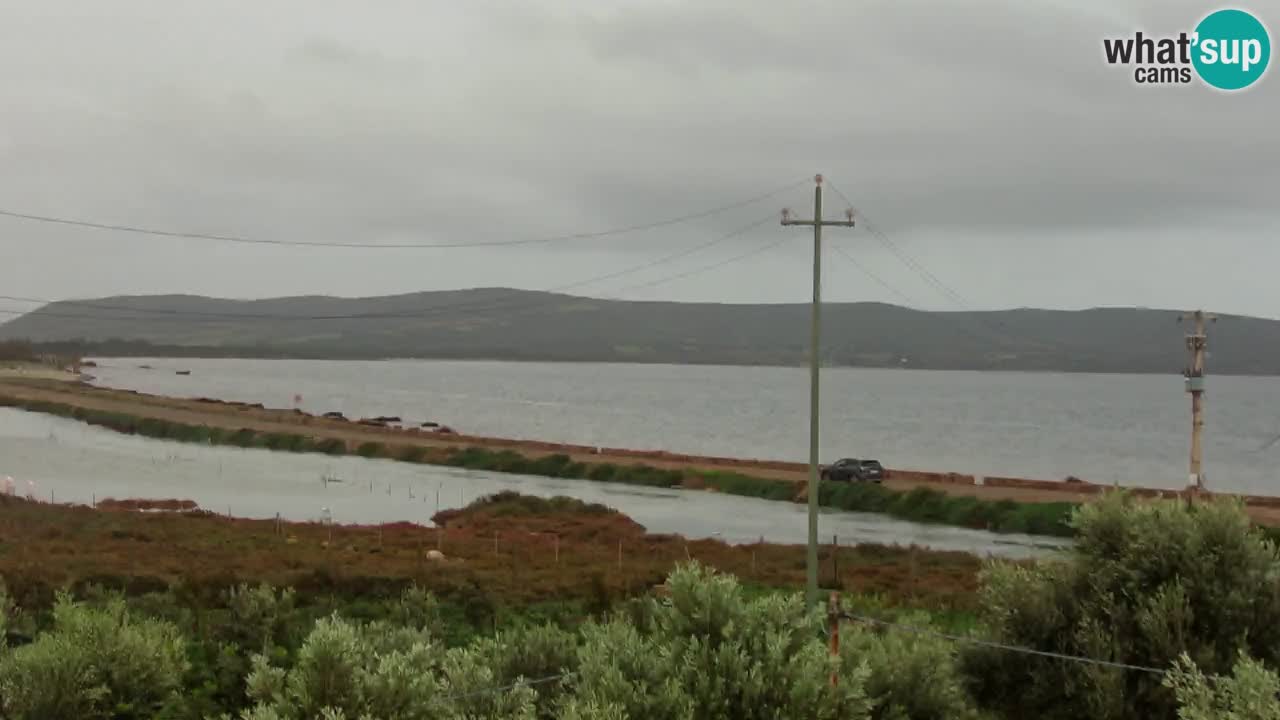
[
  {"xmin": 0, "ymin": 593, "xmax": 188, "ymax": 720},
  {"xmin": 237, "ymin": 613, "xmax": 536, "ymax": 720},
  {"xmin": 559, "ymin": 562, "xmax": 871, "ymax": 720},
  {"xmin": 966, "ymin": 492, "xmax": 1280, "ymax": 720},
  {"xmin": 840, "ymin": 611, "xmax": 982, "ymax": 720},
  {"xmin": 1165, "ymin": 652, "xmax": 1280, "ymax": 720}
]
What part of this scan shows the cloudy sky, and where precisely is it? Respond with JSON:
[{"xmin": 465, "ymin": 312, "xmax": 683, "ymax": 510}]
[{"xmin": 0, "ymin": 0, "xmax": 1276, "ymax": 320}]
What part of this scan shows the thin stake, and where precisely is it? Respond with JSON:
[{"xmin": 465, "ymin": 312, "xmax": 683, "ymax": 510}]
[
  {"xmin": 832, "ymin": 534, "xmax": 839, "ymax": 588},
  {"xmin": 828, "ymin": 592, "xmax": 841, "ymax": 686}
]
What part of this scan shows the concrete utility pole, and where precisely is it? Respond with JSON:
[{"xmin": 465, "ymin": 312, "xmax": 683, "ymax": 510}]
[
  {"xmin": 1179, "ymin": 309, "xmax": 1216, "ymax": 495},
  {"xmin": 781, "ymin": 174, "xmax": 855, "ymax": 609}
]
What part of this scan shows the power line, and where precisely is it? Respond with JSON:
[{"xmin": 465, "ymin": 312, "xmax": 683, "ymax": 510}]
[
  {"xmin": 826, "ymin": 183, "xmax": 973, "ymax": 310},
  {"xmin": 608, "ymin": 234, "xmax": 792, "ymax": 297},
  {"xmin": 0, "ymin": 179, "xmax": 807, "ymax": 250},
  {"xmin": 825, "ymin": 182, "xmax": 1060, "ymax": 351},
  {"xmin": 839, "ymin": 612, "xmax": 1167, "ymax": 675},
  {"xmin": 435, "ymin": 672, "xmax": 574, "ymax": 704},
  {"xmin": 0, "ymin": 215, "xmax": 776, "ymax": 323},
  {"xmin": 827, "ymin": 244, "xmax": 918, "ymax": 308}
]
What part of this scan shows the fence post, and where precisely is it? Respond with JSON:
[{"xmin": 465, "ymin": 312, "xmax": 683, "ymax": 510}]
[
  {"xmin": 436, "ymin": 527, "xmax": 443, "ymax": 551},
  {"xmin": 828, "ymin": 592, "xmax": 841, "ymax": 686},
  {"xmin": 910, "ymin": 546, "xmax": 918, "ymax": 599},
  {"xmin": 494, "ymin": 531, "xmax": 499, "ymax": 555},
  {"xmin": 554, "ymin": 534, "xmax": 560, "ymax": 564},
  {"xmin": 617, "ymin": 539, "xmax": 622, "ymax": 570},
  {"xmin": 832, "ymin": 534, "xmax": 839, "ymax": 588}
]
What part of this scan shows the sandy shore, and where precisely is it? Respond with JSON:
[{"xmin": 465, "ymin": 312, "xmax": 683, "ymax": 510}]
[{"xmin": 3, "ymin": 374, "xmax": 1278, "ymax": 525}]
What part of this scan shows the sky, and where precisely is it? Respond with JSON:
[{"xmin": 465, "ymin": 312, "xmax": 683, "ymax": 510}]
[{"xmin": 0, "ymin": 0, "xmax": 1277, "ymax": 319}]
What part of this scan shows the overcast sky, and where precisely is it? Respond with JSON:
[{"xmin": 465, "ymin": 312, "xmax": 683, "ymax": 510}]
[{"xmin": 0, "ymin": 0, "xmax": 1277, "ymax": 320}]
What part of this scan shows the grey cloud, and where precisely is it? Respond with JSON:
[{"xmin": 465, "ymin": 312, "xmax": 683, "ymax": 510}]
[{"xmin": 0, "ymin": 0, "xmax": 1277, "ymax": 318}]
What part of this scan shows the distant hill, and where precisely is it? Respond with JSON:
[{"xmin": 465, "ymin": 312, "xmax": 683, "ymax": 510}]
[{"xmin": 1, "ymin": 288, "xmax": 1276, "ymax": 374}]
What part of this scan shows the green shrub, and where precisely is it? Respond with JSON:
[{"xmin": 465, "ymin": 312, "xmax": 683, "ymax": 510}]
[
  {"xmin": 227, "ymin": 429, "xmax": 258, "ymax": 447},
  {"xmin": 257, "ymin": 433, "xmax": 310, "ymax": 452},
  {"xmin": 841, "ymin": 611, "xmax": 981, "ymax": 719},
  {"xmin": 966, "ymin": 492, "xmax": 1280, "ymax": 720},
  {"xmin": 398, "ymin": 446, "xmax": 427, "ymax": 463},
  {"xmin": 587, "ymin": 464, "xmax": 618, "ymax": 482},
  {"xmin": 700, "ymin": 471, "xmax": 795, "ymax": 501},
  {"xmin": 614, "ymin": 465, "xmax": 682, "ymax": 487},
  {"xmin": 1165, "ymin": 653, "xmax": 1280, "ymax": 720},
  {"xmin": 0, "ymin": 594, "xmax": 187, "ymax": 720},
  {"xmin": 355, "ymin": 441, "xmax": 386, "ymax": 458},
  {"xmin": 314, "ymin": 438, "xmax": 346, "ymax": 455},
  {"xmin": 528, "ymin": 454, "xmax": 574, "ymax": 477}
]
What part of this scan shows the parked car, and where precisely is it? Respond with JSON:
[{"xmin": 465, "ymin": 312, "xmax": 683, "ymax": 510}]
[{"xmin": 820, "ymin": 458, "xmax": 884, "ymax": 483}]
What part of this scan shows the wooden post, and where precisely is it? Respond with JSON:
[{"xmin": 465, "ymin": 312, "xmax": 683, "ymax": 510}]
[
  {"xmin": 494, "ymin": 531, "xmax": 499, "ymax": 555},
  {"xmin": 909, "ymin": 547, "xmax": 918, "ymax": 599},
  {"xmin": 617, "ymin": 539, "xmax": 623, "ymax": 570},
  {"xmin": 832, "ymin": 534, "xmax": 839, "ymax": 588},
  {"xmin": 554, "ymin": 534, "xmax": 560, "ymax": 564},
  {"xmin": 828, "ymin": 591, "xmax": 841, "ymax": 686},
  {"xmin": 436, "ymin": 527, "xmax": 443, "ymax": 551}
]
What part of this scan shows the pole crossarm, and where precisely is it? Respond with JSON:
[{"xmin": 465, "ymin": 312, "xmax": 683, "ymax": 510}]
[{"xmin": 781, "ymin": 219, "xmax": 857, "ymax": 227}]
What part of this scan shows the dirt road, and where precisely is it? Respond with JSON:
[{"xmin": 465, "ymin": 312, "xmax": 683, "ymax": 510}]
[{"xmin": 3, "ymin": 376, "xmax": 1277, "ymax": 524}]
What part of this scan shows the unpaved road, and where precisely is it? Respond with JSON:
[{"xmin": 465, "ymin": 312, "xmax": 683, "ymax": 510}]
[{"xmin": 3, "ymin": 376, "xmax": 1277, "ymax": 525}]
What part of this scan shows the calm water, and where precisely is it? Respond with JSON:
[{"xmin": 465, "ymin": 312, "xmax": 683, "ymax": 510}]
[
  {"xmin": 0, "ymin": 408, "xmax": 1061, "ymax": 558},
  {"xmin": 87, "ymin": 357, "xmax": 1280, "ymax": 495}
]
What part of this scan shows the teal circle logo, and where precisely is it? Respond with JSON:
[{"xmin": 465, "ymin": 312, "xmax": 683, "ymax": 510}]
[{"xmin": 1192, "ymin": 9, "xmax": 1271, "ymax": 90}]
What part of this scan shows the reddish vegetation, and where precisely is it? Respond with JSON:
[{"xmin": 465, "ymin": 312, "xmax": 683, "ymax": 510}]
[
  {"xmin": 0, "ymin": 494, "xmax": 983, "ymax": 611},
  {"xmin": 96, "ymin": 497, "xmax": 202, "ymax": 512}
]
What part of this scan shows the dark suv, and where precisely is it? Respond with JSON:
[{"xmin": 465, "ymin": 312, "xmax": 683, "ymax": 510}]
[{"xmin": 820, "ymin": 458, "xmax": 885, "ymax": 483}]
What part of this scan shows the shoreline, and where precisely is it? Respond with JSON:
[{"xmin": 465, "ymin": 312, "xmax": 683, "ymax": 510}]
[{"xmin": 3, "ymin": 374, "xmax": 1279, "ymax": 533}]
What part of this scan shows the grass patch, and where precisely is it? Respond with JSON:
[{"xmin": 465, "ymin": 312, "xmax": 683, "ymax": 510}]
[
  {"xmin": 315, "ymin": 438, "xmax": 347, "ymax": 455},
  {"xmin": 397, "ymin": 445, "xmax": 428, "ymax": 462},
  {"xmin": 355, "ymin": 441, "xmax": 387, "ymax": 458},
  {"xmin": 257, "ymin": 432, "xmax": 312, "ymax": 452},
  {"xmin": 699, "ymin": 471, "xmax": 795, "ymax": 501},
  {"xmin": 819, "ymin": 481, "xmax": 1076, "ymax": 537}
]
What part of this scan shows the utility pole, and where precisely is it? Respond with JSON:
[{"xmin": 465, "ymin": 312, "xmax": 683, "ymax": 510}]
[
  {"xmin": 1178, "ymin": 309, "xmax": 1216, "ymax": 497},
  {"xmin": 782, "ymin": 174, "xmax": 855, "ymax": 608}
]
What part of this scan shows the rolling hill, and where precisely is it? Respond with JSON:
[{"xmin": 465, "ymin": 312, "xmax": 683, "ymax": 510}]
[{"xmin": 2, "ymin": 288, "xmax": 1276, "ymax": 374}]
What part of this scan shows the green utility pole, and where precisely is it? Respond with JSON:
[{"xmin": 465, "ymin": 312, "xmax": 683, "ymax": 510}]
[{"xmin": 782, "ymin": 174, "xmax": 855, "ymax": 608}]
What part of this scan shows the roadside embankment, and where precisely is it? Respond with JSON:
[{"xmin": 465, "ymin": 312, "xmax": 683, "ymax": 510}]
[{"xmin": 3, "ymin": 375, "xmax": 1277, "ymax": 534}]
